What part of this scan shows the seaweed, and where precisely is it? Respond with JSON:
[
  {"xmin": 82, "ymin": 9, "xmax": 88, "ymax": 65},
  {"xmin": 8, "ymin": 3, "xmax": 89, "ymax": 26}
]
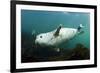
[{"xmin": 21, "ymin": 43, "xmax": 90, "ymax": 63}]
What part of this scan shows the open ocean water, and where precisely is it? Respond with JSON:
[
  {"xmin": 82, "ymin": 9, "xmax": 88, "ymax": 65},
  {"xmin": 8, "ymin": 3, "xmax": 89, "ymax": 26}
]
[{"xmin": 21, "ymin": 10, "xmax": 90, "ymax": 62}]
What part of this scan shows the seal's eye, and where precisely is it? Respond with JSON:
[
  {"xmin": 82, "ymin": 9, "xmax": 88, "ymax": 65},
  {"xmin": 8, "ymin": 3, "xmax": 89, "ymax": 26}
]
[{"xmin": 40, "ymin": 36, "xmax": 42, "ymax": 38}]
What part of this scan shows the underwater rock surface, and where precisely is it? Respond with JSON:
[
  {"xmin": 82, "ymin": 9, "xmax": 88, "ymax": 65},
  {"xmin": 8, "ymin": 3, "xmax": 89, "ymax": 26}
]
[{"xmin": 21, "ymin": 43, "xmax": 90, "ymax": 63}]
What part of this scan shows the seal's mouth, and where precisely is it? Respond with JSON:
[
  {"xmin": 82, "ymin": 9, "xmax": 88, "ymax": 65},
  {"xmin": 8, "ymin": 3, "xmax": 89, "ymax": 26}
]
[
  {"xmin": 35, "ymin": 40, "xmax": 42, "ymax": 46},
  {"xmin": 32, "ymin": 40, "xmax": 41, "ymax": 48},
  {"xmin": 35, "ymin": 38, "xmax": 39, "ymax": 45}
]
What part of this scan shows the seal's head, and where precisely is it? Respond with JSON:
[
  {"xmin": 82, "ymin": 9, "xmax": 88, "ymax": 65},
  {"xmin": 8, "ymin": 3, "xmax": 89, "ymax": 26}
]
[{"xmin": 35, "ymin": 33, "xmax": 48, "ymax": 46}]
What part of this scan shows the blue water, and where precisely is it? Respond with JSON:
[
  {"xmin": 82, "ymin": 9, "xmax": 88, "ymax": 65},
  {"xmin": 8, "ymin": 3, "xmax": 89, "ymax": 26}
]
[{"xmin": 21, "ymin": 9, "xmax": 90, "ymax": 49}]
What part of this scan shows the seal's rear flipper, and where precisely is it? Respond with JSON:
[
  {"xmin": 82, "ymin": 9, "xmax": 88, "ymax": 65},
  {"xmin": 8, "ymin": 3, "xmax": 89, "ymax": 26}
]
[
  {"xmin": 78, "ymin": 31, "xmax": 84, "ymax": 35},
  {"xmin": 77, "ymin": 24, "xmax": 84, "ymax": 31},
  {"xmin": 54, "ymin": 24, "xmax": 62, "ymax": 36}
]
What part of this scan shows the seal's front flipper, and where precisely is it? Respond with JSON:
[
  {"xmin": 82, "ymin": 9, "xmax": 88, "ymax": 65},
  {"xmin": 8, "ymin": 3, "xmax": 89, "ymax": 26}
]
[
  {"xmin": 32, "ymin": 30, "xmax": 36, "ymax": 47},
  {"xmin": 56, "ymin": 48, "xmax": 60, "ymax": 52},
  {"xmin": 54, "ymin": 48, "xmax": 60, "ymax": 52},
  {"xmin": 54, "ymin": 24, "xmax": 62, "ymax": 36}
]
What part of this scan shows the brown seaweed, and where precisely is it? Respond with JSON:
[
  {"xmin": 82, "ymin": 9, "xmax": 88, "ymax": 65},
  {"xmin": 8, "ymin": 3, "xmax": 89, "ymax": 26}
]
[{"xmin": 21, "ymin": 43, "xmax": 90, "ymax": 63}]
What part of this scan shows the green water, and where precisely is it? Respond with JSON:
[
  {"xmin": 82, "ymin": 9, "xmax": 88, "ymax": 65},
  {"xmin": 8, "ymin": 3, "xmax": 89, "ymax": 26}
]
[{"xmin": 21, "ymin": 10, "xmax": 90, "ymax": 49}]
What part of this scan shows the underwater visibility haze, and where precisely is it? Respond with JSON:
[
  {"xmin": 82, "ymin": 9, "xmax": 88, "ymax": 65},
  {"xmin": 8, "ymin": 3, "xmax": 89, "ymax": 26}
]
[{"xmin": 21, "ymin": 10, "xmax": 90, "ymax": 63}]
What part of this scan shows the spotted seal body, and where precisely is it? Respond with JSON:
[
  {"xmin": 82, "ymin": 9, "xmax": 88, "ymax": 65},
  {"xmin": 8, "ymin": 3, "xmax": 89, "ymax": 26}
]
[{"xmin": 33, "ymin": 24, "xmax": 84, "ymax": 52}]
